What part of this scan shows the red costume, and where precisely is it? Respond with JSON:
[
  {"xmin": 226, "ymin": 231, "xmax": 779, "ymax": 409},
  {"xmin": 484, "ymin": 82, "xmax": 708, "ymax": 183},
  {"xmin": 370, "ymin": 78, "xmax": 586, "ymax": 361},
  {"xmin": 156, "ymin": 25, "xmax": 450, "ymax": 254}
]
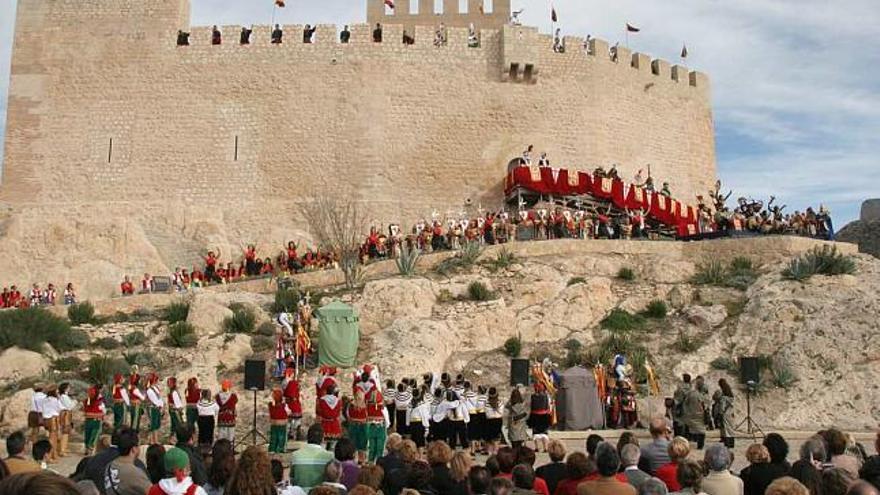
[
  {"xmin": 83, "ymin": 387, "xmax": 105, "ymax": 419},
  {"xmin": 282, "ymin": 370, "xmax": 303, "ymax": 419},
  {"xmin": 217, "ymin": 389, "xmax": 238, "ymax": 427},
  {"xmin": 120, "ymin": 281, "xmax": 134, "ymax": 295},
  {"xmin": 185, "ymin": 378, "xmax": 200, "ymax": 408},
  {"xmin": 112, "ymin": 374, "xmax": 126, "ymax": 403},
  {"xmin": 269, "ymin": 390, "xmax": 290, "ymax": 423},
  {"xmin": 317, "ymin": 394, "xmax": 343, "ymax": 439}
]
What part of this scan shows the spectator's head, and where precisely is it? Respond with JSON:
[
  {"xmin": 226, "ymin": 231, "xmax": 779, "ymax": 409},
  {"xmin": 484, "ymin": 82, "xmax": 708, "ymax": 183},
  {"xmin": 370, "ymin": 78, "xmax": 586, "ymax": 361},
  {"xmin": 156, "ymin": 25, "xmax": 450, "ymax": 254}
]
[
  {"xmin": 800, "ymin": 435, "xmax": 828, "ymax": 463},
  {"xmin": 0, "ymin": 471, "xmax": 81, "ymax": 495},
  {"xmin": 116, "ymin": 427, "xmax": 140, "ymax": 458},
  {"xmin": 76, "ymin": 480, "xmax": 100, "ymax": 495},
  {"xmin": 860, "ymin": 456, "xmax": 880, "ymax": 491},
  {"xmin": 490, "ymin": 477, "xmax": 514, "ymax": 495},
  {"xmin": 825, "ymin": 429, "xmax": 848, "ymax": 457},
  {"xmin": 848, "ymin": 481, "xmax": 880, "ymax": 495},
  {"xmin": 586, "ymin": 434, "xmax": 605, "ymax": 457},
  {"xmin": 565, "ymin": 452, "xmax": 593, "ymax": 479},
  {"xmin": 746, "ymin": 444, "xmax": 771, "ymax": 464},
  {"xmin": 6, "ymin": 431, "xmax": 26, "ymax": 457},
  {"xmin": 595, "ymin": 442, "xmax": 621, "ymax": 477},
  {"xmin": 515, "ymin": 446, "xmax": 536, "ymax": 467},
  {"xmin": 789, "ymin": 460, "xmax": 823, "ymax": 495},
  {"xmin": 649, "ymin": 418, "xmax": 671, "ymax": 440},
  {"xmin": 426, "ymin": 441, "xmax": 454, "ymax": 467},
  {"xmin": 312, "ymin": 488, "xmax": 339, "ymax": 495},
  {"xmin": 676, "ymin": 460, "xmax": 704, "ymax": 491},
  {"xmin": 485, "ymin": 455, "xmax": 500, "ymax": 477},
  {"xmin": 547, "ymin": 440, "xmax": 566, "ymax": 463},
  {"xmin": 31, "ymin": 439, "xmax": 51, "ymax": 462},
  {"xmin": 512, "ymin": 465, "xmax": 535, "ymax": 490},
  {"xmin": 620, "ymin": 444, "xmax": 641, "ymax": 468},
  {"xmin": 386, "ymin": 433, "xmax": 403, "ymax": 453},
  {"xmin": 324, "ymin": 460, "xmax": 343, "ymax": 483},
  {"xmin": 682, "ymin": 374, "xmax": 692, "ymax": 384},
  {"xmin": 823, "ymin": 467, "xmax": 856, "ymax": 495},
  {"xmin": 225, "ymin": 446, "xmax": 276, "ymax": 495},
  {"xmin": 469, "ymin": 466, "xmax": 492, "ymax": 495},
  {"xmin": 209, "ymin": 439, "xmax": 235, "ymax": 490},
  {"xmin": 349, "ymin": 485, "xmax": 378, "ymax": 495},
  {"xmin": 335, "ymin": 438, "xmax": 356, "ymax": 462},
  {"xmin": 639, "ymin": 478, "xmax": 669, "ymax": 495},
  {"xmin": 450, "ymin": 452, "xmax": 473, "ymax": 483},
  {"xmin": 358, "ymin": 465, "xmax": 385, "ymax": 491},
  {"xmin": 163, "ymin": 447, "xmax": 191, "ymax": 480},
  {"xmin": 271, "ymin": 459, "xmax": 284, "ymax": 484},
  {"xmin": 668, "ymin": 437, "xmax": 690, "ymax": 463},
  {"xmin": 495, "ymin": 447, "xmax": 516, "ymax": 474},
  {"xmin": 306, "ymin": 424, "xmax": 325, "ymax": 445},
  {"xmin": 766, "ymin": 477, "xmax": 811, "ymax": 495},
  {"xmin": 704, "ymin": 443, "xmax": 732, "ymax": 472},
  {"xmin": 406, "ymin": 461, "xmax": 433, "ymax": 491},
  {"xmin": 146, "ymin": 444, "xmax": 166, "ymax": 483},
  {"xmin": 617, "ymin": 431, "xmax": 639, "ymax": 453},
  {"xmin": 399, "ymin": 440, "xmax": 420, "ymax": 464},
  {"xmin": 175, "ymin": 423, "xmax": 195, "ymax": 445},
  {"xmin": 764, "ymin": 434, "xmax": 790, "ymax": 465}
]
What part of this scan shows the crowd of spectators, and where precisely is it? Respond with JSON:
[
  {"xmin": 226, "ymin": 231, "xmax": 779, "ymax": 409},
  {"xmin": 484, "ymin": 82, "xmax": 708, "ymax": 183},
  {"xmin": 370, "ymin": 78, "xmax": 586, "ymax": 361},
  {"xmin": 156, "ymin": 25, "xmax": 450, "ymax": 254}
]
[{"xmin": 1, "ymin": 282, "xmax": 77, "ymax": 309}]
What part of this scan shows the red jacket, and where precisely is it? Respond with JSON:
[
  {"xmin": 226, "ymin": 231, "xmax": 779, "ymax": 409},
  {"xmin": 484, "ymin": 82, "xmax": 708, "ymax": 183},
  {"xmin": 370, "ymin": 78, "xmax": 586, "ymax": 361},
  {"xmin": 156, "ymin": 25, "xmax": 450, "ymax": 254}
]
[
  {"xmin": 317, "ymin": 395, "xmax": 343, "ymax": 438},
  {"xmin": 83, "ymin": 396, "xmax": 105, "ymax": 419},
  {"xmin": 185, "ymin": 387, "xmax": 200, "ymax": 407},
  {"xmin": 216, "ymin": 392, "xmax": 237, "ymax": 427},
  {"xmin": 269, "ymin": 401, "xmax": 290, "ymax": 423},
  {"xmin": 283, "ymin": 379, "xmax": 302, "ymax": 417}
]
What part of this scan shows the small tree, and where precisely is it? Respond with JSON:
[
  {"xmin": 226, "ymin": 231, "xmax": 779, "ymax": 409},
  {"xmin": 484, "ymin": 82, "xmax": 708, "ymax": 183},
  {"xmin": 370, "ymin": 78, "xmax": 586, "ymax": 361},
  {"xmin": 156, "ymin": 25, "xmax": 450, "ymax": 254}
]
[{"xmin": 300, "ymin": 194, "xmax": 369, "ymax": 289}]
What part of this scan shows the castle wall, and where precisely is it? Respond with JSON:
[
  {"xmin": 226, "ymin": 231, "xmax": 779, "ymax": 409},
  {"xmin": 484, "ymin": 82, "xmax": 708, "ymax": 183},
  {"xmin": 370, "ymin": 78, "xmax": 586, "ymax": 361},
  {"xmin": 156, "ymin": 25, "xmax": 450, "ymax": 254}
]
[{"xmin": 1, "ymin": 0, "xmax": 717, "ymax": 284}]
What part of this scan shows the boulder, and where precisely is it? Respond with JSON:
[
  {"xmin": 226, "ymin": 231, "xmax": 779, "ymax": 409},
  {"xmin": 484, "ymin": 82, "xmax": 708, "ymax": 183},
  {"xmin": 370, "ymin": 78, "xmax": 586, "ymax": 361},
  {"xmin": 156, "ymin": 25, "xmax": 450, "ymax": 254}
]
[
  {"xmin": 0, "ymin": 389, "xmax": 33, "ymax": 434},
  {"xmin": 187, "ymin": 295, "xmax": 234, "ymax": 336},
  {"xmin": 684, "ymin": 304, "xmax": 728, "ymax": 328},
  {"xmin": 356, "ymin": 278, "xmax": 437, "ymax": 335},
  {"xmin": 0, "ymin": 347, "xmax": 51, "ymax": 384}
]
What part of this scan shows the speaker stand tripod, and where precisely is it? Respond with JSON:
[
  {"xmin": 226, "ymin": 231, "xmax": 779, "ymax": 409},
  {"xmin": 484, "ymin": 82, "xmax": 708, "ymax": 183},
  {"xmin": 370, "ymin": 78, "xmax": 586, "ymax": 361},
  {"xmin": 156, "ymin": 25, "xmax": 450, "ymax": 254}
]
[
  {"xmin": 734, "ymin": 385, "xmax": 764, "ymax": 441},
  {"xmin": 240, "ymin": 388, "xmax": 267, "ymax": 448}
]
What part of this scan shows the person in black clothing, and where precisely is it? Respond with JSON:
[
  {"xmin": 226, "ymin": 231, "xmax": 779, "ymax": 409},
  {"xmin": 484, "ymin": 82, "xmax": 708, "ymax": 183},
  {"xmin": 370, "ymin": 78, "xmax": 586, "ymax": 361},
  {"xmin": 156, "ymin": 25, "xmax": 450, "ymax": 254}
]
[
  {"xmin": 764, "ymin": 433, "xmax": 792, "ymax": 472},
  {"xmin": 174, "ymin": 423, "xmax": 208, "ymax": 486},
  {"xmin": 82, "ymin": 428, "xmax": 148, "ymax": 495},
  {"xmin": 240, "ymin": 26, "xmax": 252, "ymax": 45},
  {"xmin": 407, "ymin": 460, "xmax": 437, "ymax": 495},
  {"xmin": 271, "ymin": 24, "xmax": 283, "ymax": 44},
  {"xmin": 469, "ymin": 466, "xmax": 492, "ymax": 495},
  {"xmin": 212, "ymin": 26, "xmax": 221, "ymax": 45},
  {"xmin": 373, "ymin": 23, "xmax": 383, "ymax": 43},
  {"xmin": 535, "ymin": 440, "xmax": 567, "ymax": 495},
  {"xmin": 427, "ymin": 441, "xmax": 456, "ymax": 495},
  {"xmin": 741, "ymin": 444, "xmax": 787, "ymax": 495},
  {"xmin": 176, "ymin": 30, "xmax": 190, "ymax": 46},
  {"xmin": 340, "ymin": 25, "xmax": 351, "ymax": 43},
  {"xmin": 403, "ymin": 30, "xmax": 415, "ymax": 45},
  {"xmin": 860, "ymin": 456, "xmax": 880, "ymax": 491},
  {"xmin": 145, "ymin": 444, "xmax": 166, "ymax": 484},
  {"xmin": 303, "ymin": 24, "xmax": 317, "ymax": 43}
]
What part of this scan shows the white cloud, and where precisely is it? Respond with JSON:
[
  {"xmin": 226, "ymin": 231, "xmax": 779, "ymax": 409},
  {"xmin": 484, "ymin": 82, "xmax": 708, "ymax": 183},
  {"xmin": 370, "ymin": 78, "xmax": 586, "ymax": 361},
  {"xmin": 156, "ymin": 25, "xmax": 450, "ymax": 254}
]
[{"xmin": 0, "ymin": 0, "xmax": 876, "ymax": 224}]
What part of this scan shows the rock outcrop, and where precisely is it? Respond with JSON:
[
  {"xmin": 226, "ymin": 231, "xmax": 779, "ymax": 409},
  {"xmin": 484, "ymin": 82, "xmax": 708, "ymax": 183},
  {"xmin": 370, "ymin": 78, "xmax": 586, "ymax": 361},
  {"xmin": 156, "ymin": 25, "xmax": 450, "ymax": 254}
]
[{"xmin": 0, "ymin": 347, "xmax": 50, "ymax": 384}]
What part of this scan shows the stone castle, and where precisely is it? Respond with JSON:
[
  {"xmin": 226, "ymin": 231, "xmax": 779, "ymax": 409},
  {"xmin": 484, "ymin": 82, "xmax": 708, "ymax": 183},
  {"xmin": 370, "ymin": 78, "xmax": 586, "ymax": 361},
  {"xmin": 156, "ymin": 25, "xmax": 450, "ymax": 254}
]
[{"xmin": 0, "ymin": 0, "xmax": 717, "ymax": 297}]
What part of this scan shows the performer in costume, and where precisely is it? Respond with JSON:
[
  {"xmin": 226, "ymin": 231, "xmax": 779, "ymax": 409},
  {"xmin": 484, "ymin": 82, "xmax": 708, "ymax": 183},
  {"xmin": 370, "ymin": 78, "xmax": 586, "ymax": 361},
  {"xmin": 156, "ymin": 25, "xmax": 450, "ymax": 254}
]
[
  {"xmin": 317, "ymin": 385, "xmax": 343, "ymax": 450},
  {"xmin": 428, "ymin": 388, "xmax": 446, "ymax": 443},
  {"xmin": 216, "ymin": 380, "xmax": 238, "ymax": 443},
  {"xmin": 185, "ymin": 377, "xmax": 200, "ymax": 427},
  {"xmin": 145, "ymin": 373, "xmax": 165, "ymax": 445},
  {"xmin": 527, "ymin": 383, "xmax": 552, "ymax": 453},
  {"xmin": 445, "ymin": 389, "xmax": 470, "ymax": 451},
  {"xmin": 282, "ymin": 368, "xmax": 303, "ymax": 440},
  {"xmin": 111, "ymin": 373, "xmax": 129, "ymax": 430},
  {"xmin": 482, "ymin": 387, "xmax": 504, "ymax": 455},
  {"xmin": 58, "ymin": 382, "xmax": 75, "ymax": 457},
  {"xmin": 393, "ymin": 382, "xmax": 412, "ymax": 438},
  {"xmin": 166, "ymin": 377, "xmax": 185, "ymax": 440},
  {"xmin": 128, "ymin": 368, "xmax": 145, "ymax": 432},
  {"xmin": 364, "ymin": 373, "xmax": 387, "ymax": 464},
  {"xmin": 83, "ymin": 384, "xmax": 106, "ymax": 456},
  {"xmin": 348, "ymin": 373, "xmax": 370, "ymax": 464},
  {"xmin": 42, "ymin": 384, "xmax": 62, "ymax": 463},
  {"xmin": 469, "ymin": 384, "xmax": 487, "ymax": 455},
  {"xmin": 28, "ymin": 383, "xmax": 46, "ymax": 444},
  {"xmin": 268, "ymin": 388, "xmax": 290, "ymax": 455},
  {"xmin": 407, "ymin": 390, "xmax": 431, "ymax": 450}
]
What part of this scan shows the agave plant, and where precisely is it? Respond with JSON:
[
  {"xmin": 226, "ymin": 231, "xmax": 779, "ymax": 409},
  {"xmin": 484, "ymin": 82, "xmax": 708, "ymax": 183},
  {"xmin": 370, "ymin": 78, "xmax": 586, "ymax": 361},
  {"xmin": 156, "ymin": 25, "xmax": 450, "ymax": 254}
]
[{"xmin": 396, "ymin": 245, "xmax": 422, "ymax": 277}]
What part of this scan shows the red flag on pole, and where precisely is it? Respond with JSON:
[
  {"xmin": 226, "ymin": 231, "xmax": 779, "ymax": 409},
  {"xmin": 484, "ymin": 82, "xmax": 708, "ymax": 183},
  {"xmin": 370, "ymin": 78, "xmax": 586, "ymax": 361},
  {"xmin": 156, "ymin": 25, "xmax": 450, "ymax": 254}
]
[
  {"xmin": 385, "ymin": 0, "xmax": 395, "ymax": 8},
  {"xmin": 551, "ymin": 7, "xmax": 558, "ymax": 22},
  {"xmin": 626, "ymin": 23, "xmax": 640, "ymax": 32},
  {"xmin": 275, "ymin": 0, "xmax": 285, "ymax": 7}
]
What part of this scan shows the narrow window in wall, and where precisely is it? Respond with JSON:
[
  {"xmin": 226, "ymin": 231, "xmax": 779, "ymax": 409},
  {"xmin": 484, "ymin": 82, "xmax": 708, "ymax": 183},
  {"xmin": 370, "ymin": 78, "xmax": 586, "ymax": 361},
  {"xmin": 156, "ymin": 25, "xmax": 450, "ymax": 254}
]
[
  {"xmin": 410, "ymin": 0, "xmax": 418, "ymax": 14},
  {"xmin": 459, "ymin": 0, "xmax": 468, "ymax": 13},
  {"xmin": 509, "ymin": 63, "xmax": 519, "ymax": 80},
  {"xmin": 434, "ymin": 0, "xmax": 442, "ymax": 14},
  {"xmin": 234, "ymin": 135, "xmax": 239, "ymax": 161},
  {"xmin": 523, "ymin": 64, "xmax": 534, "ymax": 82},
  {"xmin": 483, "ymin": 0, "xmax": 493, "ymax": 13},
  {"xmin": 108, "ymin": 138, "xmax": 113, "ymax": 163}
]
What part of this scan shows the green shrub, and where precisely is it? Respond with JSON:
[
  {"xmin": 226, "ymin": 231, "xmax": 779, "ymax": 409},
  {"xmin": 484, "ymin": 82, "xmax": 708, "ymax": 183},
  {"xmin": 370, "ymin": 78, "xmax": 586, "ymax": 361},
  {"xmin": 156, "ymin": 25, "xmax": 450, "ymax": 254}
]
[
  {"xmin": 486, "ymin": 248, "xmax": 517, "ymax": 272},
  {"xmin": 437, "ymin": 242, "xmax": 482, "ymax": 275},
  {"xmin": 84, "ymin": 355, "xmax": 130, "ymax": 385},
  {"xmin": 564, "ymin": 339, "xmax": 583, "ymax": 352},
  {"xmin": 710, "ymin": 356, "xmax": 737, "ymax": 371},
  {"xmin": 730, "ymin": 256, "xmax": 755, "ymax": 272},
  {"xmin": 503, "ymin": 336, "xmax": 522, "ymax": 358},
  {"xmin": 782, "ymin": 246, "xmax": 856, "ymax": 281},
  {"xmin": 93, "ymin": 337, "xmax": 121, "ymax": 350},
  {"xmin": 52, "ymin": 356, "xmax": 84, "ymax": 373},
  {"xmin": 770, "ymin": 356, "xmax": 798, "ymax": 389},
  {"xmin": 567, "ymin": 277, "xmax": 586, "ymax": 286},
  {"xmin": 163, "ymin": 302, "xmax": 190, "ymax": 323},
  {"xmin": 396, "ymin": 245, "xmax": 421, "ymax": 277},
  {"xmin": 590, "ymin": 332, "xmax": 650, "ymax": 383},
  {"xmin": 251, "ymin": 335, "xmax": 275, "ymax": 353},
  {"xmin": 642, "ymin": 300, "xmax": 668, "ymax": 319},
  {"xmin": 0, "ymin": 307, "xmax": 84, "ymax": 352},
  {"xmin": 616, "ymin": 267, "xmax": 636, "ymax": 281},
  {"xmin": 68, "ymin": 302, "xmax": 96, "ymax": 325},
  {"xmin": 256, "ymin": 321, "xmax": 277, "ymax": 337},
  {"xmin": 693, "ymin": 257, "xmax": 759, "ymax": 290},
  {"xmin": 271, "ymin": 288, "xmax": 301, "ymax": 314},
  {"xmin": 600, "ymin": 308, "xmax": 645, "ymax": 332},
  {"xmin": 165, "ymin": 322, "xmax": 198, "ymax": 348},
  {"xmin": 467, "ymin": 281, "xmax": 494, "ymax": 302},
  {"xmin": 224, "ymin": 303, "xmax": 257, "ymax": 334},
  {"xmin": 673, "ymin": 331, "xmax": 701, "ymax": 353},
  {"xmin": 122, "ymin": 331, "xmax": 148, "ymax": 347},
  {"xmin": 123, "ymin": 351, "xmax": 157, "ymax": 368},
  {"xmin": 436, "ymin": 289, "xmax": 456, "ymax": 304},
  {"xmin": 692, "ymin": 260, "xmax": 726, "ymax": 285}
]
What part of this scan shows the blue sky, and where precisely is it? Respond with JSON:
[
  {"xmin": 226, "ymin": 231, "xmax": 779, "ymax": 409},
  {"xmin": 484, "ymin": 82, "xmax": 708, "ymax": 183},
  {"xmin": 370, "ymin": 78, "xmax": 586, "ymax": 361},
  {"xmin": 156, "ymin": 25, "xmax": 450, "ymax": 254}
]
[{"xmin": 1, "ymin": 0, "xmax": 877, "ymax": 225}]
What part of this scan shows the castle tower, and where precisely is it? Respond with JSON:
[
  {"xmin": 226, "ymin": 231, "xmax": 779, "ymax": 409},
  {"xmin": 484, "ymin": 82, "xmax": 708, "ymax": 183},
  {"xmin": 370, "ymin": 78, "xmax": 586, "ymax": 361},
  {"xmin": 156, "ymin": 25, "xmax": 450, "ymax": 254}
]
[{"xmin": 366, "ymin": 0, "xmax": 510, "ymax": 35}]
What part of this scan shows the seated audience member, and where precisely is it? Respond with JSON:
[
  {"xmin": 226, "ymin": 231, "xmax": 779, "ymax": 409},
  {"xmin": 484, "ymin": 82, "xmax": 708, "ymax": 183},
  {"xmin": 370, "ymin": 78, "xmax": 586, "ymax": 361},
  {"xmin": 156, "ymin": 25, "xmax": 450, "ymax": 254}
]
[
  {"xmin": 43, "ymin": 284, "xmax": 57, "ymax": 305},
  {"xmin": 31, "ymin": 439, "xmax": 53, "ymax": 471},
  {"xmin": 848, "ymin": 481, "xmax": 880, "ymax": 495},
  {"xmin": 491, "ymin": 478, "xmax": 515, "ymax": 495},
  {"xmin": 0, "ymin": 471, "xmax": 82, "ymax": 494},
  {"xmin": 103, "ymin": 428, "xmax": 151, "ymax": 495},
  {"xmin": 64, "ymin": 283, "xmax": 77, "ymax": 305},
  {"xmin": 335, "ymin": 438, "xmax": 361, "ymax": 491},
  {"xmin": 470, "ymin": 466, "xmax": 492, "ymax": 495},
  {"xmin": 535, "ymin": 440, "xmax": 567, "ymax": 495},
  {"xmin": 656, "ymin": 437, "xmax": 690, "ymax": 492},
  {"xmin": 121, "ymin": 276, "xmax": 134, "ymax": 296},
  {"xmin": 427, "ymin": 442, "xmax": 456, "ymax": 495},
  {"xmin": 826, "ymin": 429, "xmax": 862, "ymax": 479},
  {"xmin": 149, "ymin": 447, "xmax": 209, "ymax": 495},
  {"xmin": 741, "ymin": 444, "xmax": 786, "ymax": 495},
  {"xmin": 576, "ymin": 443, "xmax": 636, "ymax": 495},
  {"xmin": 701, "ymin": 443, "xmax": 742, "ymax": 495},
  {"xmin": 764, "ymin": 433, "xmax": 792, "ymax": 473},
  {"xmin": 765, "ymin": 477, "xmax": 810, "ymax": 495},
  {"xmin": 621, "ymin": 444, "xmax": 652, "ymax": 490},
  {"xmin": 641, "ymin": 419, "xmax": 673, "ymax": 475},
  {"xmin": 672, "ymin": 459, "xmax": 706, "ymax": 495},
  {"xmin": 861, "ymin": 456, "xmax": 880, "ymax": 491},
  {"xmin": 4, "ymin": 431, "xmax": 40, "ymax": 474},
  {"xmin": 146, "ymin": 444, "xmax": 166, "ymax": 484},
  {"xmin": 512, "ymin": 465, "xmax": 538, "ymax": 495},
  {"xmin": 512, "ymin": 447, "xmax": 549, "ymax": 495},
  {"xmin": 358, "ymin": 464, "xmax": 385, "ymax": 493},
  {"xmin": 640, "ymin": 478, "xmax": 670, "ymax": 495},
  {"xmin": 554, "ymin": 452, "xmax": 594, "ymax": 495},
  {"xmin": 824, "ymin": 467, "xmax": 856, "ymax": 495},
  {"xmin": 224, "ymin": 446, "xmax": 277, "ymax": 495}
]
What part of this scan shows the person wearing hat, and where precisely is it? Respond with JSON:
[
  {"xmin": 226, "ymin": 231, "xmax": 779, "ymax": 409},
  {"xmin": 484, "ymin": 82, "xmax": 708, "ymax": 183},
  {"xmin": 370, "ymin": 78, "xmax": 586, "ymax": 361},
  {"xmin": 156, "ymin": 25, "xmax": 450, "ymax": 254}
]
[
  {"xmin": 111, "ymin": 373, "xmax": 129, "ymax": 430},
  {"xmin": 167, "ymin": 377, "xmax": 185, "ymax": 441},
  {"xmin": 129, "ymin": 367, "xmax": 145, "ymax": 432},
  {"xmin": 268, "ymin": 388, "xmax": 291, "ymax": 455},
  {"xmin": 282, "ymin": 368, "xmax": 303, "ymax": 440},
  {"xmin": 216, "ymin": 380, "xmax": 238, "ymax": 443},
  {"xmin": 148, "ymin": 446, "xmax": 208, "ymax": 495},
  {"xmin": 185, "ymin": 377, "xmax": 200, "ymax": 428},
  {"xmin": 145, "ymin": 373, "xmax": 165, "ymax": 445},
  {"xmin": 42, "ymin": 384, "xmax": 62, "ymax": 463},
  {"xmin": 28, "ymin": 383, "xmax": 47, "ymax": 444},
  {"xmin": 82, "ymin": 384, "xmax": 106, "ymax": 456}
]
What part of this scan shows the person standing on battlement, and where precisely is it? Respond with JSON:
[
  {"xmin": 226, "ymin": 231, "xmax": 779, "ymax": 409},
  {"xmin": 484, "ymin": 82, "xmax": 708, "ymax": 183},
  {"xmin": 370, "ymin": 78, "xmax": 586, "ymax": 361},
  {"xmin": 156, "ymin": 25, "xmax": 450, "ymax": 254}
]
[
  {"xmin": 240, "ymin": 26, "xmax": 252, "ymax": 45},
  {"xmin": 303, "ymin": 24, "xmax": 317, "ymax": 43},
  {"xmin": 272, "ymin": 24, "xmax": 283, "ymax": 44},
  {"xmin": 212, "ymin": 25, "xmax": 221, "ymax": 45},
  {"xmin": 373, "ymin": 23, "xmax": 383, "ymax": 42},
  {"xmin": 340, "ymin": 25, "xmax": 351, "ymax": 43},
  {"xmin": 661, "ymin": 182, "xmax": 672, "ymax": 197},
  {"xmin": 176, "ymin": 30, "xmax": 190, "ymax": 46},
  {"xmin": 538, "ymin": 152, "xmax": 550, "ymax": 167}
]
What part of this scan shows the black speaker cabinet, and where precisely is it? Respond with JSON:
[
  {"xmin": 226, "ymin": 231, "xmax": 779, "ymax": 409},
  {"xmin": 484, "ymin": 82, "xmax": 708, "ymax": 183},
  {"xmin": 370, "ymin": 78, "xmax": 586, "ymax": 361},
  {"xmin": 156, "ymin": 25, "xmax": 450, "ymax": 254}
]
[
  {"xmin": 244, "ymin": 360, "xmax": 266, "ymax": 391},
  {"xmin": 510, "ymin": 358, "xmax": 531, "ymax": 386},
  {"xmin": 739, "ymin": 357, "xmax": 760, "ymax": 385}
]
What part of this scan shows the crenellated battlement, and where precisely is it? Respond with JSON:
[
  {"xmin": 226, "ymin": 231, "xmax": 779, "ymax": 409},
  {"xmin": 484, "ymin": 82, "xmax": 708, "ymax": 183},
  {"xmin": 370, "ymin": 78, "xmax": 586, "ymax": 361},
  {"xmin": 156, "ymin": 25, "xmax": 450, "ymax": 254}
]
[{"xmin": 366, "ymin": 0, "xmax": 510, "ymax": 31}]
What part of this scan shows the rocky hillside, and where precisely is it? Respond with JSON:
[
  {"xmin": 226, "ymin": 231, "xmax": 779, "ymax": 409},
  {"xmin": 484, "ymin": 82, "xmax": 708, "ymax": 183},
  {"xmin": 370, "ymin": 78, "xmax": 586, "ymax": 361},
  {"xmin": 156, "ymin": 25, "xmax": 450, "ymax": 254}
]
[
  {"xmin": 0, "ymin": 236, "xmax": 876, "ymax": 437},
  {"xmin": 837, "ymin": 198, "xmax": 880, "ymax": 258}
]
